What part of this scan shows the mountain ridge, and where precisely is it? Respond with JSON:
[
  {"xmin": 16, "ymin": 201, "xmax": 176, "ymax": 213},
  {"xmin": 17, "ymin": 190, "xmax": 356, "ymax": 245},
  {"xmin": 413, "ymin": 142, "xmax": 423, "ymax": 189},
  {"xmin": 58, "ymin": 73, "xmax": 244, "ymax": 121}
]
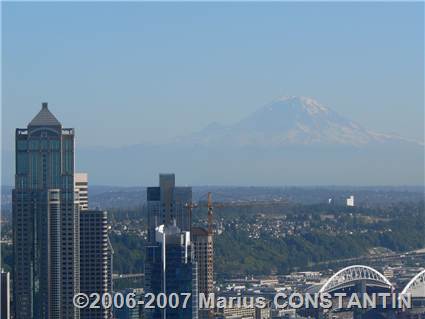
[
  {"xmin": 2, "ymin": 96, "xmax": 423, "ymax": 186},
  {"xmin": 176, "ymin": 96, "xmax": 423, "ymax": 147}
]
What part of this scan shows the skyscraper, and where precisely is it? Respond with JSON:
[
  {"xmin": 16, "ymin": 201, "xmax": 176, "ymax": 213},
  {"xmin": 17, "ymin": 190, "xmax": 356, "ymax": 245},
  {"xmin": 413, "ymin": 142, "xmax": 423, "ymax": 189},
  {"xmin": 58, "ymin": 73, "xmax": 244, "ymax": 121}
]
[
  {"xmin": 145, "ymin": 174, "xmax": 203, "ymax": 318},
  {"xmin": 1, "ymin": 270, "xmax": 11, "ymax": 319},
  {"xmin": 192, "ymin": 227, "xmax": 214, "ymax": 319},
  {"xmin": 147, "ymin": 174, "xmax": 192, "ymax": 243},
  {"xmin": 75, "ymin": 173, "xmax": 88, "ymax": 211},
  {"xmin": 114, "ymin": 288, "xmax": 143, "ymax": 319},
  {"xmin": 80, "ymin": 209, "xmax": 113, "ymax": 319},
  {"xmin": 13, "ymin": 103, "xmax": 80, "ymax": 319},
  {"xmin": 144, "ymin": 223, "xmax": 198, "ymax": 319}
]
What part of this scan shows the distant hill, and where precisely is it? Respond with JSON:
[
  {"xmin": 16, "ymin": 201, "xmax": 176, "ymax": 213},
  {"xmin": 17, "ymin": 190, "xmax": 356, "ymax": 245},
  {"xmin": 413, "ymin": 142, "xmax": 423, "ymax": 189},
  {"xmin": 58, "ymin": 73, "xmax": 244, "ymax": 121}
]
[{"xmin": 2, "ymin": 185, "xmax": 423, "ymax": 213}]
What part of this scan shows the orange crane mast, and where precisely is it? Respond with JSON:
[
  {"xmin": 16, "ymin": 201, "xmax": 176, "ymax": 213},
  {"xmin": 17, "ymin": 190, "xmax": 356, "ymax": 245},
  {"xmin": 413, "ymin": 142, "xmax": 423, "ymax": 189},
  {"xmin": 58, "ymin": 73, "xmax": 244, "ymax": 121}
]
[
  {"xmin": 207, "ymin": 192, "xmax": 213, "ymax": 235},
  {"xmin": 186, "ymin": 192, "xmax": 221, "ymax": 235}
]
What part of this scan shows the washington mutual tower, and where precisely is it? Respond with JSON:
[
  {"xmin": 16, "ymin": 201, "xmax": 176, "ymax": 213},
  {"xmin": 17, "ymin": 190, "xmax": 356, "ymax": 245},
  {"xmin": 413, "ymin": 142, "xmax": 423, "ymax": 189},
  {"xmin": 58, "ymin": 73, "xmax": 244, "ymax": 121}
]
[{"xmin": 13, "ymin": 103, "xmax": 80, "ymax": 319}]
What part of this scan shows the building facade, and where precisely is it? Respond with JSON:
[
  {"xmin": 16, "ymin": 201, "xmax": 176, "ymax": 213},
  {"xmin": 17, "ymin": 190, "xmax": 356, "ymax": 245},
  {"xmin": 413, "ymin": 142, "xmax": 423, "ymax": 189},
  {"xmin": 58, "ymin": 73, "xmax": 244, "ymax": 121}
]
[
  {"xmin": 215, "ymin": 299, "xmax": 271, "ymax": 319},
  {"xmin": 147, "ymin": 174, "xmax": 192, "ymax": 243},
  {"xmin": 192, "ymin": 227, "xmax": 214, "ymax": 319},
  {"xmin": 1, "ymin": 270, "xmax": 11, "ymax": 319},
  {"xmin": 346, "ymin": 195, "xmax": 355, "ymax": 207},
  {"xmin": 80, "ymin": 210, "xmax": 113, "ymax": 319},
  {"xmin": 144, "ymin": 223, "xmax": 198, "ymax": 319},
  {"xmin": 114, "ymin": 288, "xmax": 143, "ymax": 319},
  {"xmin": 13, "ymin": 103, "xmax": 80, "ymax": 319},
  {"xmin": 75, "ymin": 173, "xmax": 88, "ymax": 211}
]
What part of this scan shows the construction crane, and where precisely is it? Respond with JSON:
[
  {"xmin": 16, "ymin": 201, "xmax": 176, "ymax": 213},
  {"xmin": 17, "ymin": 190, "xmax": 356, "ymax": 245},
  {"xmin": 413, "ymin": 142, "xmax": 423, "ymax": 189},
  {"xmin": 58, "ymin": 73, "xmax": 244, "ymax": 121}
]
[
  {"xmin": 184, "ymin": 201, "xmax": 196, "ymax": 232},
  {"xmin": 207, "ymin": 192, "xmax": 213, "ymax": 235},
  {"xmin": 186, "ymin": 194, "xmax": 284, "ymax": 235},
  {"xmin": 185, "ymin": 192, "xmax": 220, "ymax": 235}
]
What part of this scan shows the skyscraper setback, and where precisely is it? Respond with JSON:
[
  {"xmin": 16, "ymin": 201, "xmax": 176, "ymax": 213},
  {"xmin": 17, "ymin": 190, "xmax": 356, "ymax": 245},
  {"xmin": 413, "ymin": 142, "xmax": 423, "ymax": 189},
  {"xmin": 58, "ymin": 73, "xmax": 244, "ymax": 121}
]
[
  {"xmin": 13, "ymin": 103, "xmax": 80, "ymax": 319},
  {"xmin": 75, "ymin": 173, "xmax": 89, "ymax": 211}
]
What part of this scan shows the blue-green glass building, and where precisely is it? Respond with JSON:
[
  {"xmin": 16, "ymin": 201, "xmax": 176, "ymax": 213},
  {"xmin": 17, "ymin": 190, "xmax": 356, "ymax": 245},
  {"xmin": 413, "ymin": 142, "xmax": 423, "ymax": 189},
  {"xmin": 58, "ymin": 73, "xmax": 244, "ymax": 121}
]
[
  {"xmin": 144, "ymin": 223, "xmax": 198, "ymax": 319},
  {"xmin": 114, "ymin": 289, "xmax": 143, "ymax": 319},
  {"xmin": 13, "ymin": 103, "xmax": 80, "ymax": 319}
]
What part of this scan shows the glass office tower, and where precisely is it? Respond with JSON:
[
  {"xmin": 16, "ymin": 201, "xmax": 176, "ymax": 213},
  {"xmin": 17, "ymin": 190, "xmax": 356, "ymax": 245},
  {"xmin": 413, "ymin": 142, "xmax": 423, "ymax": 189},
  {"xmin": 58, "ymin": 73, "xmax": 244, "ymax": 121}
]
[
  {"xmin": 13, "ymin": 103, "xmax": 80, "ymax": 319},
  {"xmin": 145, "ymin": 174, "xmax": 197, "ymax": 319},
  {"xmin": 144, "ymin": 223, "xmax": 198, "ymax": 319}
]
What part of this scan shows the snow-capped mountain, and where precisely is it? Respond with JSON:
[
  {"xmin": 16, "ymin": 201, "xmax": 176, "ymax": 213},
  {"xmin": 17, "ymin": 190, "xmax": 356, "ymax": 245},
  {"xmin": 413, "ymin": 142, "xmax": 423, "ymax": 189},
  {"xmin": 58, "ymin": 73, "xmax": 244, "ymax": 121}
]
[
  {"xmin": 181, "ymin": 96, "xmax": 420, "ymax": 147},
  {"xmin": 3, "ymin": 96, "xmax": 422, "ymax": 186}
]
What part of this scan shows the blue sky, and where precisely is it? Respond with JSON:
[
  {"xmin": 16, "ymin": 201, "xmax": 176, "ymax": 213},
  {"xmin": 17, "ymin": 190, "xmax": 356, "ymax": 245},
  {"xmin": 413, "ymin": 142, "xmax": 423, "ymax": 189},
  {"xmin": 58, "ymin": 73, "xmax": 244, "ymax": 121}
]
[{"xmin": 2, "ymin": 2, "xmax": 424, "ymax": 151}]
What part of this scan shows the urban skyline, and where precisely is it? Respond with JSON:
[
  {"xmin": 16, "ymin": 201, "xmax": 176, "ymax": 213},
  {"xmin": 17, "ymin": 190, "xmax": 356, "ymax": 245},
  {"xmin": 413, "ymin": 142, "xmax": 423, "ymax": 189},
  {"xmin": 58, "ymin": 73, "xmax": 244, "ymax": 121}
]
[
  {"xmin": 1, "ymin": 2, "xmax": 424, "ymax": 319},
  {"xmin": 1, "ymin": 101, "xmax": 424, "ymax": 319},
  {"xmin": 7, "ymin": 104, "xmax": 215, "ymax": 319}
]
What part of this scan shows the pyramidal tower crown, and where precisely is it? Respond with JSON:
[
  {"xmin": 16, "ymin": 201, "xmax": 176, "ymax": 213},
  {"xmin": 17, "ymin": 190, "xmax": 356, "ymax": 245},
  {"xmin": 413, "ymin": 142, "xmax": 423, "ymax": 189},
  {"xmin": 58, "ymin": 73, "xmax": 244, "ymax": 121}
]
[{"xmin": 28, "ymin": 102, "xmax": 61, "ymax": 127}]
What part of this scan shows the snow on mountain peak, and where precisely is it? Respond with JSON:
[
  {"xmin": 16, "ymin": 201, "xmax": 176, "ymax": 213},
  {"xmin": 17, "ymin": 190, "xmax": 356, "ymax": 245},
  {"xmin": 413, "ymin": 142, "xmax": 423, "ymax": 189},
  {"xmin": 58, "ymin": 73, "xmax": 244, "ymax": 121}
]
[
  {"xmin": 270, "ymin": 96, "xmax": 329, "ymax": 115},
  {"xmin": 178, "ymin": 96, "xmax": 423, "ymax": 148}
]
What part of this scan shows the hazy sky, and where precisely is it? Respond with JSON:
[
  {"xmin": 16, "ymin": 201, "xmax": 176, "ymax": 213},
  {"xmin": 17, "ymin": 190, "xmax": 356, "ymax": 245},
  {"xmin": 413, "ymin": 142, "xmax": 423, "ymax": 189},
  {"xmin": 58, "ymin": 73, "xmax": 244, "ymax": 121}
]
[{"xmin": 2, "ymin": 2, "xmax": 424, "ymax": 151}]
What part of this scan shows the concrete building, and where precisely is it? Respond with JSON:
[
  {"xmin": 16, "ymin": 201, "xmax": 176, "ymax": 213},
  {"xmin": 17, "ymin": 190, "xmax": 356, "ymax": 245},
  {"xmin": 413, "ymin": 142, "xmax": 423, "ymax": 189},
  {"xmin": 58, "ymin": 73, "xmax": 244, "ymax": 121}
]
[
  {"xmin": 75, "ymin": 173, "xmax": 88, "ymax": 211},
  {"xmin": 80, "ymin": 210, "xmax": 113, "ymax": 319},
  {"xmin": 346, "ymin": 195, "xmax": 355, "ymax": 207},
  {"xmin": 215, "ymin": 299, "xmax": 271, "ymax": 319},
  {"xmin": 1, "ymin": 270, "xmax": 11, "ymax": 319},
  {"xmin": 147, "ymin": 174, "xmax": 192, "ymax": 243},
  {"xmin": 144, "ymin": 222, "xmax": 198, "ymax": 319},
  {"xmin": 192, "ymin": 227, "xmax": 214, "ymax": 319},
  {"xmin": 13, "ymin": 103, "xmax": 80, "ymax": 319}
]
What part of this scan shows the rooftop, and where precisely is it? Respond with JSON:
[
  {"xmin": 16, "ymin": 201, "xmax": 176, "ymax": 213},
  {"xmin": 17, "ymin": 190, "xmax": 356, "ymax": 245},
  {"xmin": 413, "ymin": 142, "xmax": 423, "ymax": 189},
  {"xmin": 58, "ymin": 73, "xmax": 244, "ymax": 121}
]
[{"xmin": 28, "ymin": 102, "xmax": 61, "ymax": 127}]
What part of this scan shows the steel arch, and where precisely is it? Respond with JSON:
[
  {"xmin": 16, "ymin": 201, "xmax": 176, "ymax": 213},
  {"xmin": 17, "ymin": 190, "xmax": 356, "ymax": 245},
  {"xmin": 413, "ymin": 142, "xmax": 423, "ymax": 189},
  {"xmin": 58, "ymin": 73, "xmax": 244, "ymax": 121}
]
[
  {"xmin": 401, "ymin": 269, "xmax": 425, "ymax": 298},
  {"xmin": 319, "ymin": 265, "xmax": 393, "ymax": 293}
]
